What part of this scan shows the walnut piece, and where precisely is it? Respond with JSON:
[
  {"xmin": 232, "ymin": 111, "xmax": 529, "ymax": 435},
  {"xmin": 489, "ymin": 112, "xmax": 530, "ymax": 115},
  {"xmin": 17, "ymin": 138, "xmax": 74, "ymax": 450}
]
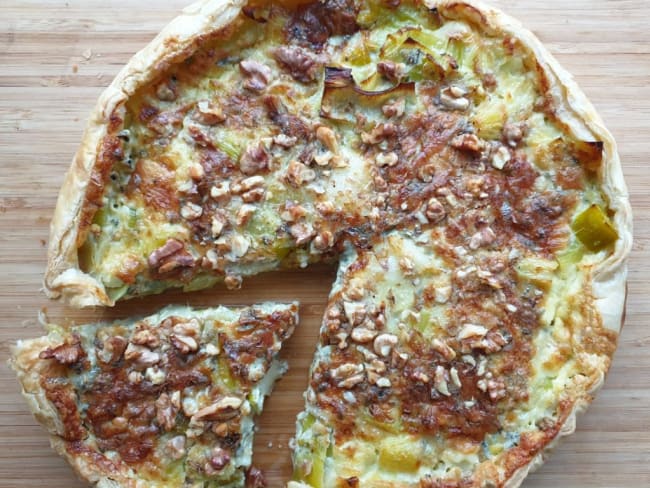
[
  {"xmin": 148, "ymin": 238, "xmax": 195, "ymax": 275},
  {"xmin": 240, "ymin": 143, "xmax": 270, "ymax": 175},
  {"xmin": 273, "ymin": 45, "xmax": 320, "ymax": 83},
  {"xmin": 239, "ymin": 59, "xmax": 273, "ymax": 92},
  {"xmin": 39, "ymin": 336, "xmax": 85, "ymax": 365},
  {"xmin": 155, "ymin": 392, "xmax": 179, "ymax": 431}
]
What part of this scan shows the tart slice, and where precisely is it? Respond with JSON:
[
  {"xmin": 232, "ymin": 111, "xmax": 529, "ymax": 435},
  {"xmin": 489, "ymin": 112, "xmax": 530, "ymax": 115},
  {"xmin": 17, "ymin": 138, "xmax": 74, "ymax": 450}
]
[
  {"xmin": 10, "ymin": 302, "xmax": 298, "ymax": 487},
  {"xmin": 291, "ymin": 229, "xmax": 619, "ymax": 487}
]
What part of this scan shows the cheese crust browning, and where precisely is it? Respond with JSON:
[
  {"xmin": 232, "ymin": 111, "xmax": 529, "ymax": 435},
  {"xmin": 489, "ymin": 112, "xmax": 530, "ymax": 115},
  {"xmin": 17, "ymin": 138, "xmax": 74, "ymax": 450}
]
[
  {"xmin": 10, "ymin": 303, "xmax": 298, "ymax": 487},
  {"xmin": 41, "ymin": 0, "xmax": 631, "ymax": 486}
]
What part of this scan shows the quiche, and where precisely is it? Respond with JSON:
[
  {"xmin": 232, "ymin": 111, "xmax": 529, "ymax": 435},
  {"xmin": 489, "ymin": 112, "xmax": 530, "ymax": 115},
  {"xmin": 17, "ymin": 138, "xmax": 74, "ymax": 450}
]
[
  {"xmin": 10, "ymin": 303, "xmax": 298, "ymax": 487},
  {"xmin": 39, "ymin": 0, "xmax": 631, "ymax": 486}
]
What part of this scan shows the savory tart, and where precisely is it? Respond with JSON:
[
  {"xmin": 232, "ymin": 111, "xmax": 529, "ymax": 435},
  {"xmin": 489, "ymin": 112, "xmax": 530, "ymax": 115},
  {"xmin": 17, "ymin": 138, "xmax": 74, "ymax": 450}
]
[
  {"xmin": 10, "ymin": 303, "xmax": 298, "ymax": 487},
  {"xmin": 40, "ymin": 0, "xmax": 631, "ymax": 486}
]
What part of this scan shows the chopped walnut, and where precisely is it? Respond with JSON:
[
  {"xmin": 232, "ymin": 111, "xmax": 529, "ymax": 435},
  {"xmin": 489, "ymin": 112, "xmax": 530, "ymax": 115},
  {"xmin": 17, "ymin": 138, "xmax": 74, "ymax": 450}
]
[
  {"xmin": 491, "ymin": 145, "xmax": 511, "ymax": 170},
  {"xmin": 128, "ymin": 371, "xmax": 143, "ymax": 384},
  {"xmin": 229, "ymin": 233, "xmax": 251, "ymax": 258},
  {"xmin": 285, "ymin": 160, "xmax": 316, "ymax": 187},
  {"xmin": 482, "ymin": 330, "xmax": 510, "ymax": 353},
  {"xmin": 450, "ymin": 367, "xmax": 462, "ymax": 389},
  {"xmin": 451, "ymin": 133, "xmax": 485, "ymax": 153},
  {"xmin": 316, "ymin": 201, "xmax": 335, "ymax": 216},
  {"xmin": 375, "ymin": 377, "xmax": 392, "ymax": 388},
  {"xmin": 440, "ymin": 85, "xmax": 470, "ymax": 111},
  {"xmin": 361, "ymin": 123, "xmax": 397, "ymax": 145},
  {"xmin": 212, "ymin": 422, "xmax": 229, "ymax": 437},
  {"xmin": 193, "ymin": 396, "xmax": 243, "ymax": 421},
  {"xmin": 350, "ymin": 327, "xmax": 377, "ymax": 343},
  {"xmin": 425, "ymin": 197, "xmax": 446, "ymax": 223},
  {"xmin": 334, "ymin": 332, "xmax": 348, "ymax": 349},
  {"xmin": 343, "ymin": 279, "xmax": 365, "ymax": 301},
  {"xmin": 273, "ymin": 133, "xmax": 298, "ymax": 148},
  {"xmin": 503, "ymin": 122, "xmax": 527, "ymax": 147},
  {"xmin": 313, "ymin": 151, "xmax": 333, "ymax": 166},
  {"xmin": 412, "ymin": 370, "xmax": 430, "ymax": 383},
  {"xmin": 241, "ymin": 187, "xmax": 266, "ymax": 203},
  {"xmin": 194, "ymin": 100, "xmax": 225, "ymax": 125},
  {"xmin": 311, "ymin": 230, "xmax": 334, "ymax": 251},
  {"xmin": 172, "ymin": 318, "xmax": 200, "ymax": 336},
  {"xmin": 224, "ymin": 274, "xmax": 243, "ymax": 290},
  {"xmin": 289, "ymin": 222, "xmax": 315, "ymax": 246},
  {"xmin": 131, "ymin": 328, "xmax": 160, "ymax": 349},
  {"xmin": 165, "ymin": 435, "xmax": 186, "ymax": 460},
  {"xmin": 148, "ymin": 239, "xmax": 195, "ymax": 275},
  {"xmin": 343, "ymin": 301, "xmax": 366, "ymax": 326},
  {"xmin": 210, "ymin": 181, "xmax": 231, "ymax": 200},
  {"xmin": 377, "ymin": 60, "xmax": 406, "ymax": 83},
  {"xmin": 458, "ymin": 323, "xmax": 489, "ymax": 341},
  {"xmin": 281, "ymin": 201, "xmax": 307, "ymax": 222},
  {"xmin": 187, "ymin": 162, "xmax": 205, "ymax": 181},
  {"xmin": 373, "ymin": 333, "xmax": 398, "ymax": 357},
  {"xmin": 432, "ymin": 338, "xmax": 456, "ymax": 360},
  {"xmin": 368, "ymin": 359, "xmax": 387, "ymax": 374},
  {"xmin": 375, "ymin": 152, "xmax": 399, "ymax": 167},
  {"xmin": 145, "ymin": 366, "xmax": 166, "ymax": 385},
  {"xmin": 211, "ymin": 213, "xmax": 227, "ymax": 238},
  {"xmin": 316, "ymin": 126, "xmax": 338, "ymax": 153},
  {"xmin": 236, "ymin": 204, "xmax": 257, "ymax": 226},
  {"xmin": 468, "ymin": 227, "xmax": 496, "ymax": 250},
  {"xmin": 181, "ymin": 202, "xmax": 203, "ymax": 220},
  {"xmin": 332, "ymin": 363, "xmax": 365, "ymax": 389},
  {"xmin": 382, "ymin": 98, "xmax": 406, "ymax": 118},
  {"xmin": 205, "ymin": 447, "xmax": 231, "ymax": 474},
  {"xmin": 123, "ymin": 343, "xmax": 160, "ymax": 367},
  {"xmin": 155, "ymin": 392, "xmax": 178, "ymax": 431},
  {"xmin": 39, "ymin": 336, "xmax": 84, "ymax": 365},
  {"xmin": 273, "ymin": 45, "xmax": 320, "ymax": 83},
  {"xmin": 97, "ymin": 336, "xmax": 127, "ymax": 364},
  {"xmin": 434, "ymin": 365, "xmax": 451, "ymax": 396},
  {"xmin": 434, "ymin": 286, "xmax": 452, "ymax": 304},
  {"xmin": 171, "ymin": 334, "xmax": 199, "ymax": 354},
  {"xmin": 477, "ymin": 376, "xmax": 507, "ymax": 401},
  {"xmin": 239, "ymin": 59, "xmax": 273, "ymax": 92},
  {"xmin": 240, "ymin": 143, "xmax": 270, "ymax": 175},
  {"xmin": 332, "ymin": 363, "xmax": 363, "ymax": 379}
]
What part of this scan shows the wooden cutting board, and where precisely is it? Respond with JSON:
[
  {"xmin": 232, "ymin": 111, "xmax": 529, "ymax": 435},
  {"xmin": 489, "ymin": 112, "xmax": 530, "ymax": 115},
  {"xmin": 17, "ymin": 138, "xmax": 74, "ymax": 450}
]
[{"xmin": 1, "ymin": 1, "xmax": 648, "ymax": 486}]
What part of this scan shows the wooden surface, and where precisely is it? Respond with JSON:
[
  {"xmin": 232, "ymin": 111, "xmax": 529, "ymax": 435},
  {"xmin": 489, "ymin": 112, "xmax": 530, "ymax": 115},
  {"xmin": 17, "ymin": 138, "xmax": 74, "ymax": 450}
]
[{"xmin": 1, "ymin": 1, "xmax": 649, "ymax": 486}]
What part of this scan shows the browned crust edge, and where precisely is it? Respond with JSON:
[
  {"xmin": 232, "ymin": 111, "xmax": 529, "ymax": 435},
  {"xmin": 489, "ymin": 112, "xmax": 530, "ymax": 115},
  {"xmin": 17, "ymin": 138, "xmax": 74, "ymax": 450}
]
[{"xmin": 9, "ymin": 336, "xmax": 132, "ymax": 486}]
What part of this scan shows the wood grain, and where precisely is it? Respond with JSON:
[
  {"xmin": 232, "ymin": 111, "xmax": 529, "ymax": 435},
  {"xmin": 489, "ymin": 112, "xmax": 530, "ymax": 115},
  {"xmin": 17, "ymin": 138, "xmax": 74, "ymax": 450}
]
[{"xmin": 1, "ymin": 1, "xmax": 648, "ymax": 486}]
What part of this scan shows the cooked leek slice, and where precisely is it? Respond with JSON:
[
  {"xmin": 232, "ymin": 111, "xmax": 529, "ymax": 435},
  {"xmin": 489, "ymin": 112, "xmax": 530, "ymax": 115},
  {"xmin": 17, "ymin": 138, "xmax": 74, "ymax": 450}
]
[{"xmin": 572, "ymin": 204, "xmax": 618, "ymax": 252}]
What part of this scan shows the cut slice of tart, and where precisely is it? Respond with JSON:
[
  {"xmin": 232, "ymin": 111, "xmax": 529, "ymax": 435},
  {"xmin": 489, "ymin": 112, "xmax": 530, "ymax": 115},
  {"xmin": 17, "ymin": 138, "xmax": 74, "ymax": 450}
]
[
  {"xmin": 291, "ymin": 229, "xmax": 620, "ymax": 487},
  {"xmin": 10, "ymin": 302, "xmax": 298, "ymax": 487}
]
